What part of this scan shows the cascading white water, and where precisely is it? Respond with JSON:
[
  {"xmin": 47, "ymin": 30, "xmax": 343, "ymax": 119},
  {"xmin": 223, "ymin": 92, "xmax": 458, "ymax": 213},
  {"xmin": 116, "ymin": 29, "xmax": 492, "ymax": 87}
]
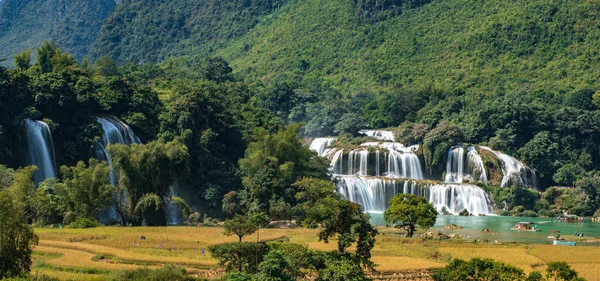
[
  {"xmin": 387, "ymin": 149, "xmax": 423, "ymax": 179},
  {"xmin": 327, "ymin": 143, "xmax": 423, "ymax": 179},
  {"xmin": 95, "ymin": 117, "xmax": 141, "ymax": 185},
  {"xmin": 429, "ymin": 184, "xmax": 494, "ymax": 215},
  {"xmin": 95, "ymin": 117, "xmax": 140, "ymax": 160},
  {"xmin": 444, "ymin": 146, "xmax": 488, "ymax": 184},
  {"xmin": 336, "ymin": 176, "xmax": 429, "ymax": 213},
  {"xmin": 326, "ymin": 149, "xmax": 344, "ymax": 174},
  {"xmin": 480, "ymin": 146, "xmax": 534, "ymax": 188},
  {"xmin": 467, "ymin": 146, "xmax": 488, "ymax": 184},
  {"xmin": 309, "ymin": 137, "xmax": 336, "ymax": 157},
  {"xmin": 445, "ymin": 147, "xmax": 465, "ymax": 183},
  {"xmin": 323, "ymin": 137, "xmax": 495, "ymax": 215},
  {"xmin": 24, "ymin": 119, "xmax": 57, "ymax": 186},
  {"xmin": 95, "ymin": 117, "xmax": 141, "ymax": 224},
  {"xmin": 167, "ymin": 185, "xmax": 182, "ymax": 225},
  {"xmin": 359, "ymin": 130, "xmax": 395, "ymax": 141}
]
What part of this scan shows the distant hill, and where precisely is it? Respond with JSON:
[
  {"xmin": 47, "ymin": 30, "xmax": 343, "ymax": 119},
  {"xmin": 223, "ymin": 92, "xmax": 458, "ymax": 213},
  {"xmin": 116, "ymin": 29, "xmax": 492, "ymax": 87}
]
[
  {"xmin": 215, "ymin": 0, "xmax": 600, "ymax": 95},
  {"xmin": 87, "ymin": 0, "xmax": 288, "ymax": 64},
  {"xmin": 86, "ymin": 0, "xmax": 600, "ymax": 95},
  {"xmin": 0, "ymin": 0, "xmax": 115, "ymax": 66},
  {"xmin": 2, "ymin": 0, "xmax": 600, "ymax": 96}
]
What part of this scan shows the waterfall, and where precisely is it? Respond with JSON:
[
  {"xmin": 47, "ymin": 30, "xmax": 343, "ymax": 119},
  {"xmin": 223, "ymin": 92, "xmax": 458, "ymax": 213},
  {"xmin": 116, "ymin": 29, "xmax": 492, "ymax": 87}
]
[
  {"xmin": 467, "ymin": 146, "xmax": 488, "ymax": 183},
  {"xmin": 309, "ymin": 137, "xmax": 336, "ymax": 157},
  {"xmin": 445, "ymin": 147, "xmax": 465, "ymax": 183},
  {"xmin": 328, "ymin": 143, "xmax": 424, "ymax": 179},
  {"xmin": 95, "ymin": 117, "xmax": 141, "ymax": 224},
  {"xmin": 95, "ymin": 117, "xmax": 141, "ymax": 185},
  {"xmin": 328, "ymin": 138, "xmax": 494, "ymax": 215},
  {"xmin": 167, "ymin": 185, "xmax": 182, "ymax": 225},
  {"xmin": 429, "ymin": 184, "xmax": 494, "ymax": 215},
  {"xmin": 386, "ymin": 149, "xmax": 423, "ymax": 179},
  {"xmin": 24, "ymin": 119, "xmax": 57, "ymax": 186},
  {"xmin": 359, "ymin": 130, "xmax": 395, "ymax": 141},
  {"xmin": 336, "ymin": 176, "xmax": 429, "ymax": 213},
  {"xmin": 480, "ymin": 146, "xmax": 534, "ymax": 188},
  {"xmin": 444, "ymin": 146, "xmax": 487, "ymax": 184},
  {"xmin": 96, "ymin": 117, "xmax": 140, "ymax": 159}
]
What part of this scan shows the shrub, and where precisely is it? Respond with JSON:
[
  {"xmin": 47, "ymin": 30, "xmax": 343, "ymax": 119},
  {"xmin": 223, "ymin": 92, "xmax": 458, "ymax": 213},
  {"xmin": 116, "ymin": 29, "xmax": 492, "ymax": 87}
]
[
  {"xmin": 209, "ymin": 242, "xmax": 270, "ymax": 273},
  {"xmin": 69, "ymin": 217, "xmax": 102, "ymax": 229},
  {"xmin": 433, "ymin": 258, "xmax": 525, "ymax": 281},
  {"xmin": 522, "ymin": 210, "xmax": 538, "ymax": 217}
]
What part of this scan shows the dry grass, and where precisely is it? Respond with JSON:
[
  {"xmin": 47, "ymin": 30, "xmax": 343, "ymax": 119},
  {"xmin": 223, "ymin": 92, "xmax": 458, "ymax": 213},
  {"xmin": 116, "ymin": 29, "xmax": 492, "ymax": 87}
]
[
  {"xmin": 438, "ymin": 244, "xmax": 544, "ymax": 268},
  {"xmin": 530, "ymin": 245, "xmax": 600, "ymax": 264},
  {"xmin": 35, "ymin": 245, "xmax": 142, "ymax": 271},
  {"xmin": 372, "ymin": 256, "xmax": 445, "ymax": 272},
  {"xmin": 33, "ymin": 269, "xmax": 109, "ymax": 281},
  {"xmin": 33, "ymin": 227, "xmax": 600, "ymax": 281}
]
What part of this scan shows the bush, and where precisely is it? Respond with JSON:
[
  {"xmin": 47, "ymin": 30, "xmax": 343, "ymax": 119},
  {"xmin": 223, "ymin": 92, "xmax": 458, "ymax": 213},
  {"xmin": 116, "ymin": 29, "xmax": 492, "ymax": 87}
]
[
  {"xmin": 433, "ymin": 258, "xmax": 525, "ymax": 281},
  {"xmin": 209, "ymin": 242, "xmax": 270, "ymax": 273},
  {"xmin": 316, "ymin": 255, "xmax": 368, "ymax": 281},
  {"xmin": 69, "ymin": 217, "xmax": 102, "ymax": 229},
  {"xmin": 510, "ymin": 206, "xmax": 526, "ymax": 215},
  {"xmin": 522, "ymin": 210, "xmax": 538, "ymax": 217},
  {"xmin": 548, "ymin": 209, "xmax": 564, "ymax": 217}
]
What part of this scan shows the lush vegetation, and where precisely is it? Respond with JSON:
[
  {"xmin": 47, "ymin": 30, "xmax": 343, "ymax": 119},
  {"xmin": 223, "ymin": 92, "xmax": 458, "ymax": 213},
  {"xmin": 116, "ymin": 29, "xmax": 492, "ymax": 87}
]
[
  {"xmin": 88, "ymin": 0, "xmax": 287, "ymax": 63},
  {"xmin": 212, "ymin": 179, "xmax": 378, "ymax": 280},
  {"xmin": 1, "ymin": 0, "xmax": 600, "ymax": 280},
  {"xmin": 384, "ymin": 194, "xmax": 437, "ymax": 237},
  {"xmin": 0, "ymin": 41, "xmax": 284, "ymax": 227},
  {"xmin": 0, "ymin": 0, "xmax": 114, "ymax": 66},
  {"xmin": 0, "ymin": 167, "xmax": 38, "ymax": 278},
  {"xmin": 433, "ymin": 258, "xmax": 585, "ymax": 281}
]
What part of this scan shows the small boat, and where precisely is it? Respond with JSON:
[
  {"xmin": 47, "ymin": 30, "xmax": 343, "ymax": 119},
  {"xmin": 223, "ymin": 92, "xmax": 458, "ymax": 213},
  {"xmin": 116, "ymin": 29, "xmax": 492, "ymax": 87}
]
[
  {"xmin": 553, "ymin": 240, "xmax": 576, "ymax": 246},
  {"xmin": 556, "ymin": 215, "xmax": 583, "ymax": 223},
  {"xmin": 511, "ymin": 222, "xmax": 541, "ymax": 232},
  {"xmin": 548, "ymin": 230, "xmax": 561, "ymax": 239}
]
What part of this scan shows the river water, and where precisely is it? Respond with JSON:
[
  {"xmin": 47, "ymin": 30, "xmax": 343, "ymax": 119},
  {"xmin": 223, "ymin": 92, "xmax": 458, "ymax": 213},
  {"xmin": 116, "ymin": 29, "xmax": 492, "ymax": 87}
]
[{"xmin": 370, "ymin": 214, "xmax": 600, "ymax": 245}]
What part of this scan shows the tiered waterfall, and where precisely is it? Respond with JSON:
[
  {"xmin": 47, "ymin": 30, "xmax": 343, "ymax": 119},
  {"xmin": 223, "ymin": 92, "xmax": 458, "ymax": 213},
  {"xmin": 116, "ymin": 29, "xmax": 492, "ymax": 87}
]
[{"xmin": 312, "ymin": 139, "xmax": 495, "ymax": 215}]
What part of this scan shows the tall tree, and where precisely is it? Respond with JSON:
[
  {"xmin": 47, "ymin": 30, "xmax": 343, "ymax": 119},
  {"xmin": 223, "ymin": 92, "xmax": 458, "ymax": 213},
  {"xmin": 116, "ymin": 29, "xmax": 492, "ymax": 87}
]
[
  {"xmin": 54, "ymin": 159, "xmax": 114, "ymax": 224},
  {"xmin": 0, "ymin": 167, "xmax": 38, "ymax": 278},
  {"xmin": 108, "ymin": 140, "xmax": 189, "ymax": 225},
  {"xmin": 223, "ymin": 214, "xmax": 259, "ymax": 243},
  {"xmin": 384, "ymin": 194, "xmax": 437, "ymax": 237},
  {"xmin": 13, "ymin": 49, "xmax": 31, "ymax": 70},
  {"xmin": 295, "ymin": 177, "xmax": 377, "ymax": 270}
]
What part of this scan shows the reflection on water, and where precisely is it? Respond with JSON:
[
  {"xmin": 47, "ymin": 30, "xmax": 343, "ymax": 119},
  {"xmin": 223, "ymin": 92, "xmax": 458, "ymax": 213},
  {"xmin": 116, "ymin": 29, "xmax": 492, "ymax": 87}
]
[{"xmin": 370, "ymin": 214, "xmax": 600, "ymax": 245}]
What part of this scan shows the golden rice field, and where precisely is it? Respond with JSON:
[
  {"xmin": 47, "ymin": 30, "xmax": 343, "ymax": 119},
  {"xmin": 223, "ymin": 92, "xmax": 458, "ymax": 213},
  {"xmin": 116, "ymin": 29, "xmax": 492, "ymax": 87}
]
[{"xmin": 32, "ymin": 226, "xmax": 600, "ymax": 281}]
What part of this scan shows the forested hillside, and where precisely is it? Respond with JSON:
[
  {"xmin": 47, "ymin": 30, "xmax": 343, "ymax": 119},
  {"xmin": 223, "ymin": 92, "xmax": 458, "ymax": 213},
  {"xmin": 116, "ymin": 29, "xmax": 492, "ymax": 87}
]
[
  {"xmin": 218, "ymin": 0, "xmax": 600, "ymax": 95},
  {"xmin": 88, "ymin": 0, "xmax": 288, "ymax": 63},
  {"xmin": 2, "ymin": 0, "xmax": 600, "ymax": 221},
  {"xmin": 0, "ymin": 0, "xmax": 115, "ymax": 65}
]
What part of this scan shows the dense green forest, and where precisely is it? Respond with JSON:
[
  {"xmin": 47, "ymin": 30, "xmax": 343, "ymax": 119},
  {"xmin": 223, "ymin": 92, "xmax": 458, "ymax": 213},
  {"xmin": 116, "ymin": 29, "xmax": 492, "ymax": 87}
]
[
  {"xmin": 0, "ymin": 0, "xmax": 115, "ymax": 64},
  {"xmin": 2, "ymin": 1, "xmax": 600, "ymax": 280},
  {"xmin": 1, "ymin": 0, "xmax": 600, "ymax": 221}
]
